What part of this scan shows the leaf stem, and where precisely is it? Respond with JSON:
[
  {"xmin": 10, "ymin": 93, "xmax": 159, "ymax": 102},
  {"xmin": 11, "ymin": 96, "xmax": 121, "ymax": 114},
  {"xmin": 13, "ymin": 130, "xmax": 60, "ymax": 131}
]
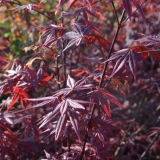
[
  {"xmin": 80, "ymin": 103, "xmax": 96, "ymax": 160},
  {"xmin": 80, "ymin": 8, "xmax": 125, "ymax": 160},
  {"xmin": 56, "ymin": 56, "xmax": 60, "ymax": 90},
  {"xmin": 140, "ymin": 132, "xmax": 160, "ymax": 160},
  {"xmin": 99, "ymin": 9, "xmax": 125, "ymax": 88},
  {"xmin": 61, "ymin": 7, "xmax": 67, "ymax": 88},
  {"xmin": 111, "ymin": 2, "xmax": 120, "ymax": 26},
  {"xmin": 79, "ymin": 130, "xmax": 88, "ymax": 160}
]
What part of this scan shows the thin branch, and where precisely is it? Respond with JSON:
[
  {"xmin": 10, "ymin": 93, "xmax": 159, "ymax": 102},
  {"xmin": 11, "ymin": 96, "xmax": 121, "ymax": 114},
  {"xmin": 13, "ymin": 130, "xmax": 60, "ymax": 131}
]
[
  {"xmin": 79, "ymin": 130, "xmax": 88, "ymax": 160},
  {"xmin": 79, "ymin": 103, "xmax": 96, "ymax": 160},
  {"xmin": 140, "ymin": 132, "xmax": 160, "ymax": 160},
  {"xmin": 56, "ymin": 56, "xmax": 60, "ymax": 90},
  {"xmin": 80, "ymin": 7, "xmax": 125, "ymax": 160},
  {"xmin": 61, "ymin": 7, "xmax": 67, "ymax": 88},
  {"xmin": 111, "ymin": 2, "xmax": 120, "ymax": 26},
  {"xmin": 99, "ymin": 9, "xmax": 125, "ymax": 88},
  {"xmin": 122, "ymin": 0, "xmax": 147, "ymax": 25}
]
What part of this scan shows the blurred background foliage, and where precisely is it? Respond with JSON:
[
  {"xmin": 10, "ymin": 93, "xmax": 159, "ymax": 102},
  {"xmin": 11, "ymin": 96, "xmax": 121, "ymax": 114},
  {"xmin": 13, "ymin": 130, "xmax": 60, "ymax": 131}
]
[{"xmin": 0, "ymin": 0, "xmax": 57, "ymax": 58}]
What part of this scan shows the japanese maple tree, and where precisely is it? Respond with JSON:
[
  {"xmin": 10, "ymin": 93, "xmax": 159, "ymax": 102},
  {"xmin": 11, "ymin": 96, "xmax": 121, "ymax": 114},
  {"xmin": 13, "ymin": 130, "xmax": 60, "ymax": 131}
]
[{"xmin": 0, "ymin": 0, "xmax": 159, "ymax": 159}]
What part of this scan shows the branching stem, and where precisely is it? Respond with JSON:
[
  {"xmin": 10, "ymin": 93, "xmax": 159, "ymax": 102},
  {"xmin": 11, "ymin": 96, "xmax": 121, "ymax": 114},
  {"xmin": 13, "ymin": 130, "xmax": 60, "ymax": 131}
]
[
  {"xmin": 56, "ymin": 56, "xmax": 60, "ymax": 90},
  {"xmin": 61, "ymin": 7, "xmax": 67, "ymax": 88},
  {"xmin": 99, "ymin": 9, "xmax": 125, "ymax": 88},
  {"xmin": 111, "ymin": 2, "xmax": 120, "ymax": 26},
  {"xmin": 80, "ymin": 5, "xmax": 125, "ymax": 159}
]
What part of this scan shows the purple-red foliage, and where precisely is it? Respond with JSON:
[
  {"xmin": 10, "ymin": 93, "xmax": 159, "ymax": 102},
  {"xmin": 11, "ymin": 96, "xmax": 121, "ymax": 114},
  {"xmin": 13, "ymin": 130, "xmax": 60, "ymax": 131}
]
[{"xmin": 0, "ymin": 0, "xmax": 160, "ymax": 159}]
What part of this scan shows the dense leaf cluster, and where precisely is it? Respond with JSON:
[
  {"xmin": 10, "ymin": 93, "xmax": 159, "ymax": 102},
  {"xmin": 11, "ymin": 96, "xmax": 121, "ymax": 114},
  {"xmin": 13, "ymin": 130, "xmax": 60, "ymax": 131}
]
[{"xmin": 0, "ymin": 0, "xmax": 160, "ymax": 159}]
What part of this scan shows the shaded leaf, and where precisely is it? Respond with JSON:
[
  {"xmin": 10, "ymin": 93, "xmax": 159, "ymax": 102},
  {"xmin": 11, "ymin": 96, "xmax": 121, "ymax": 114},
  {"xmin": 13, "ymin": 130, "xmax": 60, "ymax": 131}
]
[
  {"xmin": 122, "ymin": 0, "xmax": 132, "ymax": 18},
  {"xmin": 104, "ymin": 48, "xmax": 145, "ymax": 81},
  {"xmin": 91, "ymin": 88, "xmax": 124, "ymax": 117},
  {"xmin": 55, "ymin": 113, "xmax": 67, "ymax": 140},
  {"xmin": 67, "ymin": 75, "xmax": 75, "ymax": 88}
]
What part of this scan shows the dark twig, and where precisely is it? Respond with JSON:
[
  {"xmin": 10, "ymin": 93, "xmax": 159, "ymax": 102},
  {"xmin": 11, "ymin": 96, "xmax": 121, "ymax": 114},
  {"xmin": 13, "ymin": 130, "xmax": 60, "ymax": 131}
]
[
  {"xmin": 80, "ymin": 6, "xmax": 125, "ymax": 160},
  {"xmin": 79, "ymin": 103, "xmax": 96, "ymax": 160},
  {"xmin": 56, "ymin": 56, "xmax": 60, "ymax": 90},
  {"xmin": 61, "ymin": 7, "xmax": 67, "ymax": 88},
  {"xmin": 99, "ymin": 9, "xmax": 125, "ymax": 88},
  {"xmin": 79, "ymin": 130, "xmax": 88, "ymax": 160},
  {"xmin": 111, "ymin": 1, "xmax": 120, "ymax": 26},
  {"xmin": 140, "ymin": 132, "xmax": 160, "ymax": 160}
]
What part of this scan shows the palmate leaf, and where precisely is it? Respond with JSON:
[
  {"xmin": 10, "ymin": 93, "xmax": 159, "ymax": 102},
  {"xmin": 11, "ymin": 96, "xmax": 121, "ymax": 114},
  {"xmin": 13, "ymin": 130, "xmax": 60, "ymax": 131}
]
[
  {"xmin": 84, "ymin": 34, "xmax": 110, "ymax": 52},
  {"xmin": 62, "ymin": 21, "xmax": 110, "ymax": 52},
  {"xmin": 27, "ymin": 75, "xmax": 91, "ymax": 109},
  {"xmin": 52, "ymin": 75, "xmax": 92, "ymax": 97},
  {"xmin": 39, "ymin": 24, "xmax": 66, "ymax": 46},
  {"xmin": 122, "ymin": 0, "xmax": 145, "ymax": 22},
  {"xmin": 59, "ymin": 98, "xmax": 88, "ymax": 116},
  {"xmin": 91, "ymin": 88, "xmax": 124, "ymax": 117},
  {"xmin": 27, "ymin": 96, "xmax": 58, "ymax": 109},
  {"xmin": 18, "ymin": 67, "xmax": 52, "ymax": 88},
  {"xmin": 25, "ymin": 120, "xmax": 40, "ymax": 141},
  {"xmin": 62, "ymin": 23, "xmax": 91, "ymax": 52},
  {"xmin": 6, "ymin": 87, "xmax": 29, "ymax": 110},
  {"xmin": 38, "ymin": 98, "xmax": 89, "ymax": 141},
  {"xmin": 131, "ymin": 45, "xmax": 160, "ymax": 62},
  {"xmin": 92, "ymin": 130, "xmax": 105, "ymax": 143},
  {"xmin": 61, "ymin": 32, "xmax": 82, "ymax": 52},
  {"xmin": 137, "ymin": 35, "xmax": 160, "ymax": 61},
  {"xmin": 104, "ymin": 48, "xmax": 145, "ymax": 81},
  {"xmin": 63, "ymin": 6, "xmax": 101, "ymax": 25}
]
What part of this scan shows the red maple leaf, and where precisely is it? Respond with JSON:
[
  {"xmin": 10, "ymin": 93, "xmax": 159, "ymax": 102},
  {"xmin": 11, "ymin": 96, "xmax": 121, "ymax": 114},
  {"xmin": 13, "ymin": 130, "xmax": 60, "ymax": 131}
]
[
  {"xmin": 84, "ymin": 34, "xmax": 110, "ymax": 52},
  {"xmin": 6, "ymin": 87, "xmax": 29, "ymax": 110}
]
